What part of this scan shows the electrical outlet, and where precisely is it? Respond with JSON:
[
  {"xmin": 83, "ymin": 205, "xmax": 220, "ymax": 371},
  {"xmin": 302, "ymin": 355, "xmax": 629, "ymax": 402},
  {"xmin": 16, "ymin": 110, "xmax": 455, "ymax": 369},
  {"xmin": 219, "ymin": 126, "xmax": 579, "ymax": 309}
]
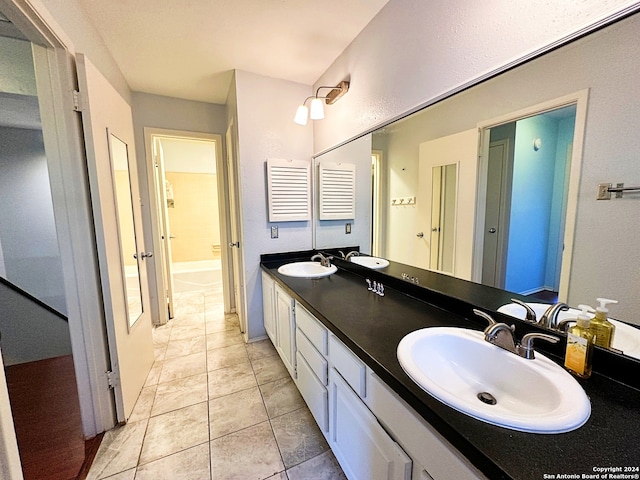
[
  {"xmin": 597, "ymin": 183, "xmax": 612, "ymax": 200},
  {"xmin": 345, "ymin": 223, "xmax": 352, "ymax": 234},
  {"xmin": 271, "ymin": 226, "xmax": 278, "ymax": 238}
]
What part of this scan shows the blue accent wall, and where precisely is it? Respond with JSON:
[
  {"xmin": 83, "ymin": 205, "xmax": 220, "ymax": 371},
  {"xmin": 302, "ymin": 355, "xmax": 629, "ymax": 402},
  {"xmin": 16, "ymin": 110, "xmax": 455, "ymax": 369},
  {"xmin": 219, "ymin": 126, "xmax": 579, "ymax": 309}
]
[{"xmin": 504, "ymin": 107, "xmax": 576, "ymax": 294}]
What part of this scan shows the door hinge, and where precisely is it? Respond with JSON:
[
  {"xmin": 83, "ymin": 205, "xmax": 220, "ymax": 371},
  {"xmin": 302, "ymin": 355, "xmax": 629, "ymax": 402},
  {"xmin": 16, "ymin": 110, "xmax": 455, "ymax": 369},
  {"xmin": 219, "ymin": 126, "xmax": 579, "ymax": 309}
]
[
  {"xmin": 106, "ymin": 370, "xmax": 119, "ymax": 390},
  {"xmin": 73, "ymin": 90, "xmax": 83, "ymax": 112}
]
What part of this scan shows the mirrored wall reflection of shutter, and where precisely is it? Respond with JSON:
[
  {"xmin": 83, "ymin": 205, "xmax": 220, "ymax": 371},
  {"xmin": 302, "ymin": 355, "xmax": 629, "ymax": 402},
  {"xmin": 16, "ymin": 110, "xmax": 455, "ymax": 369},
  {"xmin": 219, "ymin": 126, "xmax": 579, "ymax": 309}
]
[
  {"xmin": 267, "ymin": 158, "xmax": 311, "ymax": 222},
  {"xmin": 319, "ymin": 162, "xmax": 356, "ymax": 220}
]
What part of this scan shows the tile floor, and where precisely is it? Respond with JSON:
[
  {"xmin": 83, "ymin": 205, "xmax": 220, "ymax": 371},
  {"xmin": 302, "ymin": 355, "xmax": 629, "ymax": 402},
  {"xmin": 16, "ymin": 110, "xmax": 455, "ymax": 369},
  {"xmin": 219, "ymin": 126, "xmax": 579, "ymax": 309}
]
[{"xmin": 87, "ymin": 288, "xmax": 346, "ymax": 480}]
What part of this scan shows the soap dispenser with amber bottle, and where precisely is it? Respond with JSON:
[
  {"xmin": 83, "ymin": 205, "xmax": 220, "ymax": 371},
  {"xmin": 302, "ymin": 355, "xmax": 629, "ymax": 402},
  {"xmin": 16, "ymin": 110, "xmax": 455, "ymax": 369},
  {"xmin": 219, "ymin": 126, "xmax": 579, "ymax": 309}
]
[
  {"xmin": 564, "ymin": 305, "xmax": 595, "ymax": 379},
  {"xmin": 590, "ymin": 298, "xmax": 617, "ymax": 349}
]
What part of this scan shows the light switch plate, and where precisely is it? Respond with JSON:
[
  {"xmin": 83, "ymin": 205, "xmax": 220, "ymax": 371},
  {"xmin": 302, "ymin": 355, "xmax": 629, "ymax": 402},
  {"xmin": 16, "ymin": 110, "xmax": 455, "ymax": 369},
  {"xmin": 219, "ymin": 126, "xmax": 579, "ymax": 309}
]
[
  {"xmin": 345, "ymin": 223, "xmax": 352, "ymax": 234},
  {"xmin": 271, "ymin": 226, "xmax": 278, "ymax": 238}
]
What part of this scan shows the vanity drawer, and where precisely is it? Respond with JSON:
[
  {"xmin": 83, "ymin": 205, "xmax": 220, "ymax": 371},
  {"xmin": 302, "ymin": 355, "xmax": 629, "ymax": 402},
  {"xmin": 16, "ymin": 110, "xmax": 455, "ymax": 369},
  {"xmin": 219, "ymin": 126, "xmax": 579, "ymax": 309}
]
[
  {"xmin": 295, "ymin": 302, "xmax": 328, "ymax": 355},
  {"xmin": 329, "ymin": 335, "xmax": 366, "ymax": 398},
  {"xmin": 296, "ymin": 328, "xmax": 328, "ymax": 385},
  {"xmin": 296, "ymin": 352, "xmax": 329, "ymax": 436}
]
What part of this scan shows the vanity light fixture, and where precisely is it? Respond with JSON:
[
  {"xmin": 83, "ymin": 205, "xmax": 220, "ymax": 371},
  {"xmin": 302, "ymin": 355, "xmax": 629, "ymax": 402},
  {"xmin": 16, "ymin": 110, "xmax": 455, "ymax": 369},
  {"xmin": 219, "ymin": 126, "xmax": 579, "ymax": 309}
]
[{"xmin": 294, "ymin": 81, "xmax": 350, "ymax": 125}]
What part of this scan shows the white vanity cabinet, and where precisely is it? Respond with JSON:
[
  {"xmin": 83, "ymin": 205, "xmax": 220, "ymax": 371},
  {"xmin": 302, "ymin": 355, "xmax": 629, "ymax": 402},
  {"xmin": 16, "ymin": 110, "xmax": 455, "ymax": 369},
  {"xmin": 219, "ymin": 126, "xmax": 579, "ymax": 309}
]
[
  {"xmin": 261, "ymin": 271, "xmax": 276, "ymax": 344},
  {"xmin": 295, "ymin": 302, "xmax": 329, "ymax": 437},
  {"xmin": 329, "ymin": 335, "xmax": 412, "ymax": 480},
  {"xmin": 274, "ymin": 283, "xmax": 296, "ymax": 379}
]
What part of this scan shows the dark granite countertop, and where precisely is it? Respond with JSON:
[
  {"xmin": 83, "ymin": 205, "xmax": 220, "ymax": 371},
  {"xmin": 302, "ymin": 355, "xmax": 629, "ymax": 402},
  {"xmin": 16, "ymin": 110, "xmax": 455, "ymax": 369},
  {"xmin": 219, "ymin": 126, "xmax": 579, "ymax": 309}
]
[{"xmin": 261, "ymin": 253, "xmax": 640, "ymax": 480}]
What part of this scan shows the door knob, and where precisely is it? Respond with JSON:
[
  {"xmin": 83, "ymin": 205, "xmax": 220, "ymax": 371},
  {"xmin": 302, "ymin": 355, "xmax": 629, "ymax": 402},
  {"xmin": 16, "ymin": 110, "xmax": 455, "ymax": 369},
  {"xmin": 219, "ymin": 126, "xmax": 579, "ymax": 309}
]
[
  {"xmin": 416, "ymin": 232, "xmax": 424, "ymax": 238},
  {"xmin": 136, "ymin": 251, "xmax": 153, "ymax": 259},
  {"xmin": 488, "ymin": 228, "xmax": 497, "ymax": 234},
  {"xmin": 229, "ymin": 242, "xmax": 240, "ymax": 248}
]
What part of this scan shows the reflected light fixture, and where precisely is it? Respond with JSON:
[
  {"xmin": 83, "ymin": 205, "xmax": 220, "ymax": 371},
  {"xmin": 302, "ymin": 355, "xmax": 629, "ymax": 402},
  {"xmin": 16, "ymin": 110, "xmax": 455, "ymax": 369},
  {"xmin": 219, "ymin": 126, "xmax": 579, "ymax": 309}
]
[{"xmin": 294, "ymin": 81, "xmax": 350, "ymax": 125}]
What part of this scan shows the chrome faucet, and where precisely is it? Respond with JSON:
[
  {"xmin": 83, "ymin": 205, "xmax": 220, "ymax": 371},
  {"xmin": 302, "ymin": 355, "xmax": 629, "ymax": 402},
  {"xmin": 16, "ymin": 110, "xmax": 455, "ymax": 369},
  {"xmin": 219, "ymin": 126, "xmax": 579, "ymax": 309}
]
[
  {"xmin": 311, "ymin": 253, "xmax": 332, "ymax": 267},
  {"xmin": 510, "ymin": 299, "xmax": 537, "ymax": 323},
  {"xmin": 538, "ymin": 302, "xmax": 569, "ymax": 330},
  {"xmin": 473, "ymin": 309, "xmax": 559, "ymax": 360},
  {"xmin": 339, "ymin": 250, "xmax": 360, "ymax": 261}
]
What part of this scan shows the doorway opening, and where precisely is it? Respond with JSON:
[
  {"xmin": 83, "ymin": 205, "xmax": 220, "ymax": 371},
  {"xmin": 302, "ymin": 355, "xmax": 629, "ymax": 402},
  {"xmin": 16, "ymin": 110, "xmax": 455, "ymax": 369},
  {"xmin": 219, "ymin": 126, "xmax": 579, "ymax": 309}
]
[
  {"xmin": 149, "ymin": 131, "xmax": 226, "ymax": 320},
  {"xmin": 475, "ymin": 93, "xmax": 586, "ymax": 303}
]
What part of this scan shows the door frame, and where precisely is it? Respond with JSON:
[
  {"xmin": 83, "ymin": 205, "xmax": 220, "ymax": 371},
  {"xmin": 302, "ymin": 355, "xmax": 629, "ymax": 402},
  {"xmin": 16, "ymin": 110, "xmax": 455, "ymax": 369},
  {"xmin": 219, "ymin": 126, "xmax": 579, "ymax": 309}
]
[
  {"xmin": 0, "ymin": 0, "xmax": 117, "ymax": 441},
  {"xmin": 143, "ymin": 128, "xmax": 228, "ymax": 323},
  {"xmin": 473, "ymin": 90, "xmax": 589, "ymax": 302}
]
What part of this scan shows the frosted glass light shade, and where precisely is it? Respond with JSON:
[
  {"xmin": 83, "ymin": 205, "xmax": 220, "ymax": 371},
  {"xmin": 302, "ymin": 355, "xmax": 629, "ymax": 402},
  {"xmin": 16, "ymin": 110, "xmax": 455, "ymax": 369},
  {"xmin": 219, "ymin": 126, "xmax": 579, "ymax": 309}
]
[
  {"xmin": 310, "ymin": 97, "xmax": 325, "ymax": 120},
  {"xmin": 294, "ymin": 105, "xmax": 309, "ymax": 125}
]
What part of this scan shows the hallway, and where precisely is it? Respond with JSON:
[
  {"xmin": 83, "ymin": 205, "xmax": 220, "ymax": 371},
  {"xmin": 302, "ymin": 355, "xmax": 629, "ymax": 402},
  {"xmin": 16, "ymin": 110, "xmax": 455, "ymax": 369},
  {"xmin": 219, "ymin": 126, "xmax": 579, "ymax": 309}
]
[{"xmin": 86, "ymin": 286, "xmax": 346, "ymax": 479}]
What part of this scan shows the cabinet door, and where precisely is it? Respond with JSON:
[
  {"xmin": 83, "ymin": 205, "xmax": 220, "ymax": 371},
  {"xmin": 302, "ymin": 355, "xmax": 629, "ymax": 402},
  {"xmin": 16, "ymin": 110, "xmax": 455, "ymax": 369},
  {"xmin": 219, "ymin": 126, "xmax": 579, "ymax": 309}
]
[
  {"xmin": 329, "ymin": 368, "xmax": 411, "ymax": 480},
  {"xmin": 261, "ymin": 272, "xmax": 276, "ymax": 344},
  {"xmin": 274, "ymin": 284, "xmax": 296, "ymax": 378}
]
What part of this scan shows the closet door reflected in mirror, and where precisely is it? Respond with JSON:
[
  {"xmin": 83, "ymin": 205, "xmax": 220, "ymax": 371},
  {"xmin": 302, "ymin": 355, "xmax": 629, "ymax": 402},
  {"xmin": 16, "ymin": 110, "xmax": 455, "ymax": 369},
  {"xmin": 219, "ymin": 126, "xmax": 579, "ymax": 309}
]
[
  {"xmin": 109, "ymin": 133, "xmax": 143, "ymax": 327},
  {"xmin": 430, "ymin": 163, "xmax": 457, "ymax": 274}
]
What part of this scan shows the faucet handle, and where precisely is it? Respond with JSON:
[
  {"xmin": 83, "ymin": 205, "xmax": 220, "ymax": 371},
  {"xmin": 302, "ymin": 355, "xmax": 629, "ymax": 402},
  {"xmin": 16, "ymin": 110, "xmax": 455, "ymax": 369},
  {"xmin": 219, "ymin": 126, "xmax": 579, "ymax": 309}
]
[
  {"xmin": 473, "ymin": 309, "xmax": 497, "ymax": 327},
  {"xmin": 510, "ymin": 299, "xmax": 537, "ymax": 323},
  {"xmin": 518, "ymin": 333, "xmax": 560, "ymax": 360}
]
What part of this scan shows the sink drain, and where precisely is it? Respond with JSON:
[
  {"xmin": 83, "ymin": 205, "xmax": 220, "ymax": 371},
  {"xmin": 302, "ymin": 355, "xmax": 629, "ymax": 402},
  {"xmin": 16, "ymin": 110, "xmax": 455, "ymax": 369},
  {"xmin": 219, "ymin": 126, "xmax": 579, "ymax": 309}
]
[{"xmin": 477, "ymin": 392, "xmax": 497, "ymax": 405}]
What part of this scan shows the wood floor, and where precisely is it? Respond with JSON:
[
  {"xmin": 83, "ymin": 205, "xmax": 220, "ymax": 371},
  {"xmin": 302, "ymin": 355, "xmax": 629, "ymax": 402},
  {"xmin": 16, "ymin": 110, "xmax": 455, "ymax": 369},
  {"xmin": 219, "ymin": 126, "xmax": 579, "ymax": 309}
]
[{"xmin": 5, "ymin": 354, "xmax": 94, "ymax": 480}]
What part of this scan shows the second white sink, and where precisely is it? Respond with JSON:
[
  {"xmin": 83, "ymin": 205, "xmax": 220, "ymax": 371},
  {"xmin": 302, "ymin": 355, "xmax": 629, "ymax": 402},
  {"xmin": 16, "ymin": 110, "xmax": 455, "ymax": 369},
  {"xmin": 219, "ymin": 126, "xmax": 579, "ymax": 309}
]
[
  {"xmin": 277, "ymin": 261, "xmax": 337, "ymax": 278},
  {"xmin": 397, "ymin": 327, "xmax": 591, "ymax": 433},
  {"xmin": 349, "ymin": 256, "xmax": 390, "ymax": 269},
  {"xmin": 498, "ymin": 302, "xmax": 640, "ymax": 360}
]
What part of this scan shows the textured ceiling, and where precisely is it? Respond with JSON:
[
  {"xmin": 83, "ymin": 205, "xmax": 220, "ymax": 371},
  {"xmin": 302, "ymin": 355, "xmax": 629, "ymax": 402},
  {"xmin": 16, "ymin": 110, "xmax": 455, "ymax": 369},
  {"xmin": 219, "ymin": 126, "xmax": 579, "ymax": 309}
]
[{"xmin": 78, "ymin": 0, "xmax": 389, "ymax": 104}]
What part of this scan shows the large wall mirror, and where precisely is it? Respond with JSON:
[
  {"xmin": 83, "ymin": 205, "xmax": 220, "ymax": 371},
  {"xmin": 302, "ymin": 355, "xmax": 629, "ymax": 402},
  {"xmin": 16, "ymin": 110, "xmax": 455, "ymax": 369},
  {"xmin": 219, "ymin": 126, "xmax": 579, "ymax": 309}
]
[
  {"xmin": 109, "ymin": 132, "xmax": 143, "ymax": 327},
  {"xmin": 314, "ymin": 12, "xmax": 640, "ymax": 359}
]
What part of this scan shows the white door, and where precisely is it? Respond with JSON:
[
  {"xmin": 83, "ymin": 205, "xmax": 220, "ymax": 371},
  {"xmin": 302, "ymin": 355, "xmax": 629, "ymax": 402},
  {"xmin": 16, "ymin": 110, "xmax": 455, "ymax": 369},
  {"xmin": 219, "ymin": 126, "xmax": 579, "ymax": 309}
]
[
  {"xmin": 77, "ymin": 54, "xmax": 154, "ymax": 422},
  {"xmin": 153, "ymin": 138, "xmax": 176, "ymax": 319},
  {"xmin": 225, "ymin": 123, "xmax": 246, "ymax": 333},
  {"xmin": 418, "ymin": 129, "xmax": 478, "ymax": 279}
]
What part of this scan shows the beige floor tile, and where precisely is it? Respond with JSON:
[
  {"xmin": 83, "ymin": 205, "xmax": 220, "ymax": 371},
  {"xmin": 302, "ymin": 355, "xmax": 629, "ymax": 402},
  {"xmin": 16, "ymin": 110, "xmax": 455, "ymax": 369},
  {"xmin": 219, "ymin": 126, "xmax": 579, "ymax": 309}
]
[
  {"xmin": 251, "ymin": 354, "xmax": 289, "ymax": 385},
  {"xmin": 171, "ymin": 312, "xmax": 205, "ymax": 327},
  {"xmin": 128, "ymin": 385, "xmax": 157, "ymax": 423},
  {"xmin": 205, "ymin": 315, "xmax": 240, "ymax": 333},
  {"xmin": 206, "ymin": 331, "xmax": 244, "ymax": 350},
  {"xmin": 170, "ymin": 323, "xmax": 206, "ymax": 341},
  {"xmin": 159, "ymin": 352, "xmax": 206, "ymax": 384},
  {"xmin": 86, "ymin": 420, "xmax": 148, "ymax": 480},
  {"xmin": 265, "ymin": 473, "xmax": 288, "ymax": 480},
  {"xmin": 144, "ymin": 361, "xmax": 164, "ymax": 387},
  {"xmin": 260, "ymin": 377, "xmax": 305, "ymax": 418},
  {"xmin": 206, "ymin": 344, "xmax": 249, "ymax": 371},
  {"xmin": 139, "ymin": 402, "xmax": 209, "ymax": 465},
  {"xmin": 209, "ymin": 387, "xmax": 268, "ymax": 439},
  {"xmin": 152, "ymin": 372, "xmax": 208, "ymax": 417},
  {"xmin": 152, "ymin": 326, "xmax": 172, "ymax": 345},
  {"xmin": 246, "ymin": 339, "xmax": 278, "ymax": 361},
  {"xmin": 209, "ymin": 422, "xmax": 284, "ymax": 480},
  {"xmin": 165, "ymin": 335, "xmax": 206, "ymax": 359},
  {"xmin": 271, "ymin": 408, "xmax": 329, "ymax": 468},
  {"xmin": 286, "ymin": 450, "xmax": 346, "ymax": 480},
  {"xmin": 208, "ymin": 361, "xmax": 257, "ymax": 398},
  {"xmin": 102, "ymin": 468, "xmax": 136, "ymax": 480},
  {"xmin": 135, "ymin": 443, "xmax": 210, "ymax": 480}
]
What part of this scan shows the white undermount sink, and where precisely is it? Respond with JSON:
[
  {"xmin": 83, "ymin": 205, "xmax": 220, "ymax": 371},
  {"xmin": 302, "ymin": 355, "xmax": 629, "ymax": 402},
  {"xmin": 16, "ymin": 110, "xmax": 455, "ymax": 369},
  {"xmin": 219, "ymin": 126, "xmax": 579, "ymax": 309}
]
[
  {"xmin": 498, "ymin": 302, "xmax": 640, "ymax": 360},
  {"xmin": 277, "ymin": 261, "xmax": 337, "ymax": 278},
  {"xmin": 397, "ymin": 327, "xmax": 591, "ymax": 433},
  {"xmin": 349, "ymin": 256, "xmax": 390, "ymax": 269}
]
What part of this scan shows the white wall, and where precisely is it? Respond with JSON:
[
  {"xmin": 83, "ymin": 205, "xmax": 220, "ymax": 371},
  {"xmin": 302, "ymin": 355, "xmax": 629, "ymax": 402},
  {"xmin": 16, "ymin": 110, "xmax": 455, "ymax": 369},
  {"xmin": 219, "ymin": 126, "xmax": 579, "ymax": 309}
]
[
  {"xmin": 313, "ymin": 0, "xmax": 639, "ymax": 151},
  {"xmin": 233, "ymin": 70, "xmax": 313, "ymax": 340},
  {"xmin": 0, "ymin": 126, "xmax": 67, "ymax": 314},
  {"xmin": 0, "ymin": 36, "xmax": 36, "ymax": 95}
]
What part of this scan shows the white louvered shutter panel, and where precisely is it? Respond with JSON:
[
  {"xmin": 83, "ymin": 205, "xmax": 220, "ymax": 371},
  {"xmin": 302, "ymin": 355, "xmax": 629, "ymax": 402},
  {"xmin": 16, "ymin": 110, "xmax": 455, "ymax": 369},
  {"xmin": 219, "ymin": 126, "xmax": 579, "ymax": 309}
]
[
  {"xmin": 319, "ymin": 162, "xmax": 356, "ymax": 220},
  {"xmin": 267, "ymin": 158, "xmax": 311, "ymax": 222}
]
